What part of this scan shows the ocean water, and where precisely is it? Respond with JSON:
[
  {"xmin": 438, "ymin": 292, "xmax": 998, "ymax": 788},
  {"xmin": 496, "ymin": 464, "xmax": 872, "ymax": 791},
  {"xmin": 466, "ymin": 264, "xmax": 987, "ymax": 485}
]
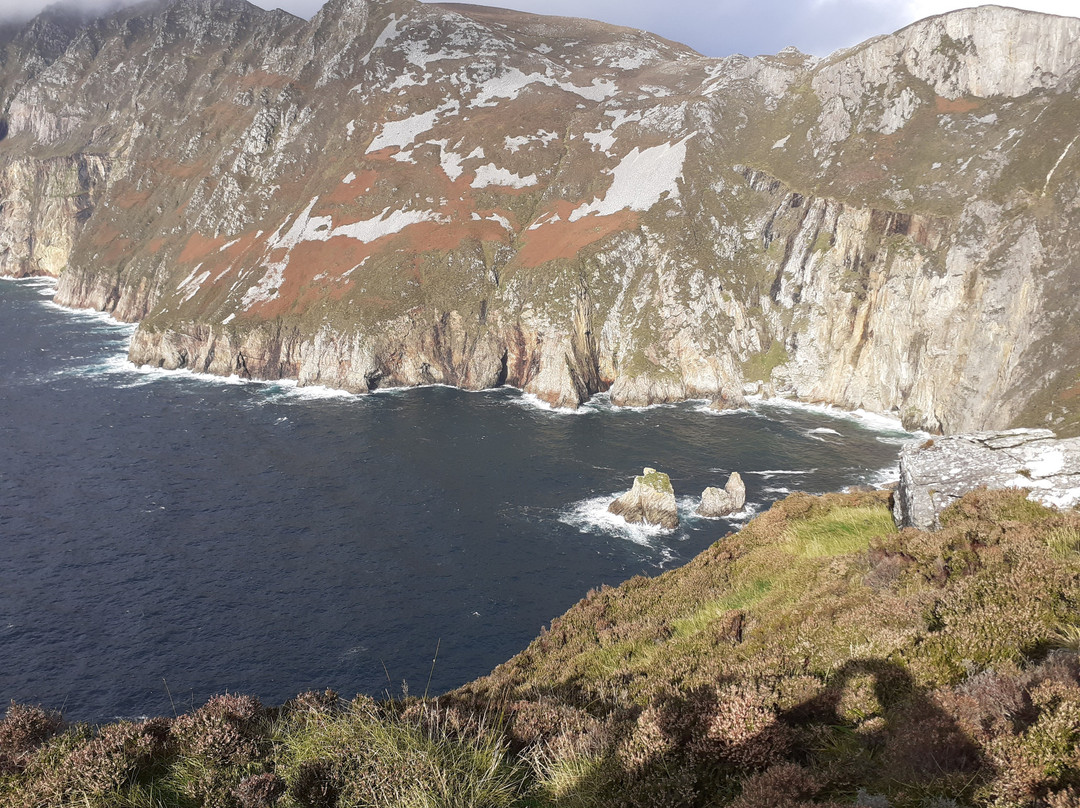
[{"xmin": 0, "ymin": 277, "xmax": 914, "ymax": 722}]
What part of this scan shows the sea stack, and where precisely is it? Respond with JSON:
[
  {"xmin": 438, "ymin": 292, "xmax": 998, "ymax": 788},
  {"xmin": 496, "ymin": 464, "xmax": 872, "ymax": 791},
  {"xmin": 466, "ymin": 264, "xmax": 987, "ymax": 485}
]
[
  {"xmin": 697, "ymin": 472, "xmax": 746, "ymax": 517},
  {"xmin": 609, "ymin": 468, "xmax": 679, "ymax": 530}
]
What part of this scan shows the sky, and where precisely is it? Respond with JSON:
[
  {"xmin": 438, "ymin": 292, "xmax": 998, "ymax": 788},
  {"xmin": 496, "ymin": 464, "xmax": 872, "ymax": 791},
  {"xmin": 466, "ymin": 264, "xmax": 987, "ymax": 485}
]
[{"xmin": 5, "ymin": 0, "xmax": 1079, "ymax": 57}]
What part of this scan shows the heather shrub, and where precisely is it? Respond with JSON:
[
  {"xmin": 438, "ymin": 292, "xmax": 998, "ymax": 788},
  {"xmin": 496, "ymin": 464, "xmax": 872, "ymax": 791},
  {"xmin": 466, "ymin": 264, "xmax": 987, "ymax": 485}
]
[
  {"xmin": 235, "ymin": 771, "xmax": 287, "ymax": 808},
  {"xmin": 729, "ymin": 762, "xmax": 822, "ymax": 808},
  {"xmin": 8, "ymin": 717, "xmax": 173, "ymax": 806},
  {"xmin": 0, "ymin": 702, "xmax": 63, "ymax": 774},
  {"xmin": 172, "ymin": 693, "xmax": 268, "ymax": 765}
]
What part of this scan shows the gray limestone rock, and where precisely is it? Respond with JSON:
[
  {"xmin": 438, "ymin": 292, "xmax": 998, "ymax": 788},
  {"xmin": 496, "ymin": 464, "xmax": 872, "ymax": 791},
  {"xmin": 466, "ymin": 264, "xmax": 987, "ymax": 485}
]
[
  {"xmin": 697, "ymin": 471, "xmax": 746, "ymax": 517},
  {"xmin": 894, "ymin": 429, "xmax": 1080, "ymax": 529},
  {"xmin": 609, "ymin": 467, "xmax": 679, "ymax": 530}
]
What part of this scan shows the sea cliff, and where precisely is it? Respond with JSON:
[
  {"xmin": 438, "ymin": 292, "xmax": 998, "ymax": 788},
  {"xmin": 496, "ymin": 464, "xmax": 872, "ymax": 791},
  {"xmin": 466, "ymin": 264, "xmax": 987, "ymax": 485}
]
[{"xmin": 0, "ymin": 1, "xmax": 1078, "ymax": 435}]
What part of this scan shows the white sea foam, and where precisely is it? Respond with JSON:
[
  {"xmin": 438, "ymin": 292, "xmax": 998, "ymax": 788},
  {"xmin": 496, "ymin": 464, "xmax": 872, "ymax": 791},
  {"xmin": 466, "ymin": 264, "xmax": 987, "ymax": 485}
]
[
  {"xmin": 692, "ymin": 400, "xmax": 757, "ymax": 417},
  {"xmin": 94, "ymin": 358, "xmax": 250, "ymax": 388},
  {"xmin": 610, "ymin": 401, "xmax": 679, "ymax": 413},
  {"xmin": 723, "ymin": 502, "xmax": 761, "ymax": 523},
  {"xmin": 862, "ymin": 465, "xmax": 901, "ymax": 489},
  {"xmin": 41, "ymin": 300, "xmax": 138, "ymax": 331},
  {"xmin": 559, "ymin": 495, "xmax": 673, "ymax": 545},
  {"xmin": 509, "ymin": 391, "xmax": 590, "ymax": 415},
  {"xmin": 265, "ymin": 381, "xmax": 358, "ymax": 401},
  {"xmin": 560, "ymin": 492, "xmax": 756, "ymax": 546},
  {"xmin": 1, "ymin": 274, "xmax": 56, "ymax": 285},
  {"xmin": 747, "ymin": 395, "xmax": 924, "ymax": 437}
]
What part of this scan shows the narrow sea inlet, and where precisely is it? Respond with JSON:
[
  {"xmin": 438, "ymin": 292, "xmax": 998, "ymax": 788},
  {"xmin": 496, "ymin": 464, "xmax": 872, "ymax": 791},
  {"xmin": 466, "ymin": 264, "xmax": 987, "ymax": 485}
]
[{"xmin": 0, "ymin": 277, "xmax": 912, "ymax": 722}]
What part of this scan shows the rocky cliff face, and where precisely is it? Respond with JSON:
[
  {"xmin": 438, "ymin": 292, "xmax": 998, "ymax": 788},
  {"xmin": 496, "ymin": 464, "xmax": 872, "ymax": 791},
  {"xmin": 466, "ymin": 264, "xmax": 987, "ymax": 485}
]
[{"xmin": 1, "ymin": 1, "xmax": 1078, "ymax": 434}]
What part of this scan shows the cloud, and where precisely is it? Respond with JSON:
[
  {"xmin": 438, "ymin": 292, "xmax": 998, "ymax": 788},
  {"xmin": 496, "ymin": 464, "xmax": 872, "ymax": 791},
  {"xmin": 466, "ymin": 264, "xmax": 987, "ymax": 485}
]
[{"xmin": 0, "ymin": 0, "xmax": 135, "ymax": 23}]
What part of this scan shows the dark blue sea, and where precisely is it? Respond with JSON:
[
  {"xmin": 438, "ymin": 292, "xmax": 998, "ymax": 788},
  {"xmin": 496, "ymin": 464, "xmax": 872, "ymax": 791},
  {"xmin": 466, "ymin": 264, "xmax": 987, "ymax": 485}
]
[{"xmin": 0, "ymin": 276, "xmax": 913, "ymax": 722}]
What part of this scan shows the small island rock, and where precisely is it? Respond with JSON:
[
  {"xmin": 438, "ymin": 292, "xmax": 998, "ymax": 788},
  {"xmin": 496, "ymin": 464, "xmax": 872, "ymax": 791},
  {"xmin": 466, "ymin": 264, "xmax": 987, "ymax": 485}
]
[
  {"xmin": 697, "ymin": 472, "xmax": 746, "ymax": 517},
  {"xmin": 609, "ymin": 467, "xmax": 679, "ymax": 529}
]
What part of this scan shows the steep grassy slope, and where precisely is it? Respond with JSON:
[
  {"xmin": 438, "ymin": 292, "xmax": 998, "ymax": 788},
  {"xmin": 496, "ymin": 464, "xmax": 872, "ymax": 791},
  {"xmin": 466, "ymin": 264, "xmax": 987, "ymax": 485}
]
[{"xmin": 3, "ymin": 489, "xmax": 1080, "ymax": 807}]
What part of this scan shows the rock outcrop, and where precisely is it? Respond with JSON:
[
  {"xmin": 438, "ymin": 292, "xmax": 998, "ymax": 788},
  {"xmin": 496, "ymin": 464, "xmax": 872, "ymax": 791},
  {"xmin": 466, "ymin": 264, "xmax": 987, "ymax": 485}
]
[
  {"xmin": 894, "ymin": 429, "xmax": 1080, "ymax": 529},
  {"xmin": 0, "ymin": 1, "xmax": 1078, "ymax": 436},
  {"xmin": 697, "ymin": 472, "xmax": 746, "ymax": 517},
  {"xmin": 609, "ymin": 468, "xmax": 679, "ymax": 530},
  {"xmin": 708, "ymin": 390, "xmax": 748, "ymax": 412}
]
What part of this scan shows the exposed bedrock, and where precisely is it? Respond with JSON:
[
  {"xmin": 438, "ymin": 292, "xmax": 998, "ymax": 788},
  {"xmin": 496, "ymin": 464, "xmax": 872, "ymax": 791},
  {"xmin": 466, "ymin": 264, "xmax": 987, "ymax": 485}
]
[
  {"xmin": 0, "ymin": 154, "xmax": 107, "ymax": 279},
  {"xmin": 697, "ymin": 472, "xmax": 746, "ymax": 518},
  {"xmin": 894, "ymin": 429, "xmax": 1080, "ymax": 530}
]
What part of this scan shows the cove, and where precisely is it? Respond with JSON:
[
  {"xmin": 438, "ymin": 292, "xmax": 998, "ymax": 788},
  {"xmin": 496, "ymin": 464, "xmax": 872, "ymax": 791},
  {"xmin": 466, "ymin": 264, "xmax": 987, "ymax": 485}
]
[{"xmin": 0, "ymin": 277, "xmax": 912, "ymax": 722}]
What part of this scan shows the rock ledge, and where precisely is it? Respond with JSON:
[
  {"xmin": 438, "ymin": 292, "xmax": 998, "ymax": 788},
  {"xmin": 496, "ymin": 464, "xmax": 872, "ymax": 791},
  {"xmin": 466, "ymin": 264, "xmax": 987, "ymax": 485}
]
[{"xmin": 894, "ymin": 429, "xmax": 1080, "ymax": 529}]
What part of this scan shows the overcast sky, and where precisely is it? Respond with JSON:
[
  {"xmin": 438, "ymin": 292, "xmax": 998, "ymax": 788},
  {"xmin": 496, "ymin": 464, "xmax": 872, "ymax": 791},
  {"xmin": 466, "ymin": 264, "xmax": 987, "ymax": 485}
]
[
  {"xmin": 414, "ymin": 1, "xmax": 1080, "ymax": 57},
  {"xmin": 7, "ymin": 0, "xmax": 1079, "ymax": 57}
]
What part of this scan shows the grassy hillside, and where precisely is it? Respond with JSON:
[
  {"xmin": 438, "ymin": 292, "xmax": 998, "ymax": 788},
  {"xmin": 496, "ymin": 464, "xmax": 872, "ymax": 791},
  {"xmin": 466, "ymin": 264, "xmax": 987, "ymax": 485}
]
[{"xmin": 3, "ymin": 489, "xmax": 1080, "ymax": 807}]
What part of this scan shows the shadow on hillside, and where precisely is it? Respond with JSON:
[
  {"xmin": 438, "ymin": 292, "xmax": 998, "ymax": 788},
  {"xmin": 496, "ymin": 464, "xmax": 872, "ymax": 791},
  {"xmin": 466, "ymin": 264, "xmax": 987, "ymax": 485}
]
[{"xmin": 541, "ymin": 658, "xmax": 989, "ymax": 807}]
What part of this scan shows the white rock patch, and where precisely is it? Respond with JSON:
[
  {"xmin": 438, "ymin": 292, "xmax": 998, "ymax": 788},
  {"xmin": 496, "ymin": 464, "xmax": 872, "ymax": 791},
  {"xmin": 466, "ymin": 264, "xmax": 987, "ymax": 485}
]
[
  {"xmin": 469, "ymin": 68, "xmax": 618, "ymax": 108},
  {"xmin": 472, "ymin": 212, "xmax": 513, "ymax": 233},
  {"xmin": 176, "ymin": 264, "xmax": 210, "ymax": 304},
  {"xmin": 333, "ymin": 208, "xmax": 447, "ymax": 242},
  {"xmin": 360, "ymin": 15, "xmax": 401, "ymax": 67},
  {"xmin": 569, "ymin": 134, "xmax": 694, "ymax": 222},
  {"xmin": 366, "ymin": 102, "xmax": 459, "ymax": 153},
  {"xmin": 243, "ymin": 200, "xmax": 447, "ymax": 309},
  {"xmin": 504, "ymin": 130, "xmax": 558, "ymax": 153},
  {"xmin": 1029, "ymin": 448, "xmax": 1066, "ymax": 478},
  {"xmin": 438, "ymin": 145, "xmax": 465, "ymax": 181},
  {"xmin": 470, "ymin": 164, "xmax": 538, "ymax": 189}
]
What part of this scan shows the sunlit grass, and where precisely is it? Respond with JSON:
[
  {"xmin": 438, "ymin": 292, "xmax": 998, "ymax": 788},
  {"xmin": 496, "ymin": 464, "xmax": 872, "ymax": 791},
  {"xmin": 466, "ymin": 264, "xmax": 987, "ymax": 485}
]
[
  {"xmin": 1044, "ymin": 525, "xmax": 1080, "ymax": 559},
  {"xmin": 784, "ymin": 505, "xmax": 897, "ymax": 558}
]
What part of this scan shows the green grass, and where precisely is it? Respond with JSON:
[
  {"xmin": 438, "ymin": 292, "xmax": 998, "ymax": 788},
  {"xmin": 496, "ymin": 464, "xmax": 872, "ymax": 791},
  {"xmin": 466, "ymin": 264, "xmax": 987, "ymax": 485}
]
[
  {"xmin": 273, "ymin": 699, "xmax": 527, "ymax": 808},
  {"xmin": 671, "ymin": 579, "xmax": 773, "ymax": 639},
  {"xmin": 742, "ymin": 339, "xmax": 789, "ymax": 383},
  {"xmin": 783, "ymin": 505, "xmax": 898, "ymax": 557},
  {"xmin": 1045, "ymin": 525, "xmax": 1080, "ymax": 559}
]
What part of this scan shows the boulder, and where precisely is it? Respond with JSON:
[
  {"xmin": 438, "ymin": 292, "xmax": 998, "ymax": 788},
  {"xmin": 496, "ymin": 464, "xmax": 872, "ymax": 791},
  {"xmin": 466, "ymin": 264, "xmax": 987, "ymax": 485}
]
[
  {"xmin": 894, "ymin": 428, "xmax": 1080, "ymax": 529},
  {"xmin": 697, "ymin": 472, "xmax": 746, "ymax": 517},
  {"xmin": 609, "ymin": 468, "xmax": 679, "ymax": 529},
  {"xmin": 708, "ymin": 389, "xmax": 749, "ymax": 411}
]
